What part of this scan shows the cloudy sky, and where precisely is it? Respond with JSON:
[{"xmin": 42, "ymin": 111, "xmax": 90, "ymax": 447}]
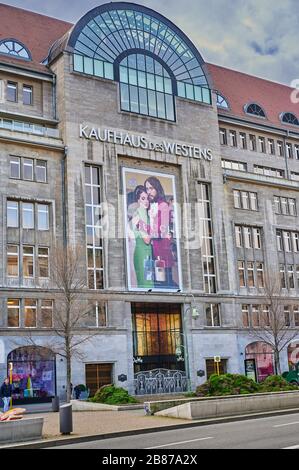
[{"xmin": 3, "ymin": 0, "xmax": 299, "ymax": 85}]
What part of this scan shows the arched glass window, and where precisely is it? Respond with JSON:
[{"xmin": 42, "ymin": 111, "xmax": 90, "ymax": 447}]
[
  {"xmin": 69, "ymin": 3, "xmax": 212, "ymax": 114},
  {"xmin": 0, "ymin": 39, "xmax": 31, "ymax": 60},
  {"xmin": 281, "ymin": 112, "xmax": 299, "ymax": 126},
  {"xmin": 119, "ymin": 53, "xmax": 174, "ymax": 120},
  {"xmin": 245, "ymin": 103, "xmax": 266, "ymax": 118},
  {"xmin": 216, "ymin": 93, "xmax": 229, "ymax": 109}
]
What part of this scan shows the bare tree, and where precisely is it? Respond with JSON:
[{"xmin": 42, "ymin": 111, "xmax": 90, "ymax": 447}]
[
  {"xmin": 247, "ymin": 273, "xmax": 299, "ymax": 375},
  {"xmin": 48, "ymin": 244, "xmax": 99, "ymax": 402}
]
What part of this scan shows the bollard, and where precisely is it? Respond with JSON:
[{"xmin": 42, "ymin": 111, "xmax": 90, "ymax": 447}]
[
  {"xmin": 60, "ymin": 403, "xmax": 73, "ymax": 435},
  {"xmin": 52, "ymin": 396, "xmax": 60, "ymax": 412}
]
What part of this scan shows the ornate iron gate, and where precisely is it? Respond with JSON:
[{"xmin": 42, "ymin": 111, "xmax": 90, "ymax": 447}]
[{"xmin": 134, "ymin": 368, "xmax": 188, "ymax": 395}]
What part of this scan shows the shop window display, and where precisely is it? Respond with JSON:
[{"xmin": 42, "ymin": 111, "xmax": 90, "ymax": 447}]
[{"xmin": 7, "ymin": 346, "xmax": 56, "ymax": 402}]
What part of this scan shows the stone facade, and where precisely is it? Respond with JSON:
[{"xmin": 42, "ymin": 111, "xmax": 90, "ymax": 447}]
[{"xmin": 0, "ymin": 3, "xmax": 298, "ymax": 400}]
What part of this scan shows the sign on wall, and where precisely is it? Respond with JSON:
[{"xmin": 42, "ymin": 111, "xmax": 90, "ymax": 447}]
[{"xmin": 123, "ymin": 168, "xmax": 182, "ymax": 292}]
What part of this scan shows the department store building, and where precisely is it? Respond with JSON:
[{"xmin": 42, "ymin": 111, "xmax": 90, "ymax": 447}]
[{"xmin": 0, "ymin": 2, "xmax": 299, "ymax": 401}]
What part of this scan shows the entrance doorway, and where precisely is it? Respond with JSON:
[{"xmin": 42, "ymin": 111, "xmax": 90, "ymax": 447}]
[
  {"xmin": 205, "ymin": 359, "xmax": 228, "ymax": 379},
  {"xmin": 85, "ymin": 363, "xmax": 113, "ymax": 397},
  {"xmin": 132, "ymin": 303, "xmax": 188, "ymax": 395}
]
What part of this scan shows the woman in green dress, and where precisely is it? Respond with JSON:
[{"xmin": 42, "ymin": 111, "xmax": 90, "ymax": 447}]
[{"xmin": 132, "ymin": 186, "xmax": 153, "ymax": 289}]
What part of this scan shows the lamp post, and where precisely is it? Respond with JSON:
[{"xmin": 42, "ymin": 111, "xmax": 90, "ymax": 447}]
[{"xmin": 181, "ymin": 294, "xmax": 200, "ymax": 392}]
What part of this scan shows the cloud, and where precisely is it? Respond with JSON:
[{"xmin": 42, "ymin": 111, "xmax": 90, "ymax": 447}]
[{"xmin": 3, "ymin": 0, "xmax": 299, "ymax": 85}]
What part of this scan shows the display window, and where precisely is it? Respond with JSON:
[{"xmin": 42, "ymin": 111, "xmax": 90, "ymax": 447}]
[{"xmin": 7, "ymin": 347, "xmax": 56, "ymax": 401}]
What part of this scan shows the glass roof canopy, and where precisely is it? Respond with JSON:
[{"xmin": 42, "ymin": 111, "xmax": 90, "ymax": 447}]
[{"xmin": 68, "ymin": 2, "xmax": 210, "ymax": 89}]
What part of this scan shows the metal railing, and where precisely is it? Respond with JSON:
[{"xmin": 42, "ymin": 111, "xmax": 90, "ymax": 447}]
[{"xmin": 134, "ymin": 368, "xmax": 188, "ymax": 395}]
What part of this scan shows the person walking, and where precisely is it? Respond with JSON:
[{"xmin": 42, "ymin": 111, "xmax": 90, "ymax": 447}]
[{"xmin": 1, "ymin": 378, "xmax": 12, "ymax": 412}]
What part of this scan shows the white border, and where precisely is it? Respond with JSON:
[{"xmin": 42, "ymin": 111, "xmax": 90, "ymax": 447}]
[{"xmin": 122, "ymin": 167, "xmax": 183, "ymax": 293}]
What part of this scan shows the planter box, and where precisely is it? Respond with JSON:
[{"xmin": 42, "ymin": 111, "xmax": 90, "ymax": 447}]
[
  {"xmin": 71, "ymin": 400, "xmax": 143, "ymax": 412},
  {"xmin": 0, "ymin": 417, "xmax": 44, "ymax": 445},
  {"xmin": 154, "ymin": 391, "xmax": 299, "ymax": 420}
]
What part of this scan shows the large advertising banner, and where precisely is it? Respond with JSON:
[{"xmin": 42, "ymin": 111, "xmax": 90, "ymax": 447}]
[{"xmin": 123, "ymin": 168, "xmax": 182, "ymax": 292}]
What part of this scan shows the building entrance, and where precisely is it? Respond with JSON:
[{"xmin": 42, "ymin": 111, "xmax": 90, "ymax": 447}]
[{"xmin": 132, "ymin": 303, "xmax": 187, "ymax": 395}]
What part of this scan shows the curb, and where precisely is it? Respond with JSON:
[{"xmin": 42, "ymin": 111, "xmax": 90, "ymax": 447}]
[{"xmin": 2, "ymin": 407, "xmax": 299, "ymax": 449}]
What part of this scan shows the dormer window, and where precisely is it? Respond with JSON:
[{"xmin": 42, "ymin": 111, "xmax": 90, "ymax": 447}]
[
  {"xmin": 245, "ymin": 103, "xmax": 266, "ymax": 118},
  {"xmin": 216, "ymin": 93, "xmax": 229, "ymax": 109},
  {"xmin": 281, "ymin": 112, "xmax": 299, "ymax": 126},
  {"xmin": 0, "ymin": 39, "xmax": 31, "ymax": 61}
]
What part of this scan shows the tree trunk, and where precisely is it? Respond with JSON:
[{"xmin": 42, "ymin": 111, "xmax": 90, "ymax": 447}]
[
  {"xmin": 274, "ymin": 350, "xmax": 281, "ymax": 376},
  {"xmin": 66, "ymin": 339, "xmax": 72, "ymax": 403}
]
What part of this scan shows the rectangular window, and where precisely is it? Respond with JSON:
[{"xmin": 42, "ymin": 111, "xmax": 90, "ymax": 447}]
[
  {"xmin": 238, "ymin": 261, "xmax": 245, "ymax": 287},
  {"xmin": 24, "ymin": 299, "xmax": 37, "ymax": 327},
  {"xmin": 23, "ymin": 158, "xmax": 34, "ymax": 180},
  {"xmin": 206, "ymin": 304, "xmax": 221, "ymax": 327},
  {"xmin": 283, "ymin": 232, "xmax": 292, "ymax": 252},
  {"xmin": 286, "ymin": 143, "xmax": 293, "ymax": 159},
  {"xmin": 40, "ymin": 300, "xmax": 53, "ymax": 328},
  {"xmin": 23, "ymin": 246, "xmax": 34, "ymax": 278},
  {"xmin": 222, "ymin": 160, "xmax": 247, "ymax": 172},
  {"xmin": 277, "ymin": 141, "xmax": 284, "ymax": 157},
  {"xmin": 242, "ymin": 305, "xmax": 249, "ymax": 327},
  {"xmin": 10, "ymin": 156, "xmax": 20, "ymax": 178},
  {"xmin": 251, "ymin": 306, "xmax": 259, "ymax": 327},
  {"xmin": 7, "ymin": 245, "xmax": 19, "ymax": 277},
  {"xmin": 241, "ymin": 191, "xmax": 249, "ymax": 210},
  {"xmin": 7, "ymin": 299, "xmax": 20, "ymax": 327},
  {"xmin": 229, "ymin": 130, "xmax": 237, "ymax": 147},
  {"xmin": 7, "ymin": 200, "xmax": 19, "ymax": 227},
  {"xmin": 277, "ymin": 231, "xmax": 283, "ymax": 251},
  {"xmin": 7, "ymin": 81, "xmax": 17, "ymax": 102},
  {"xmin": 268, "ymin": 139, "xmax": 275, "ymax": 155},
  {"xmin": 249, "ymin": 134, "xmax": 256, "ymax": 151},
  {"xmin": 23, "ymin": 85, "xmax": 33, "ymax": 105},
  {"xmin": 253, "ymin": 228, "xmax": 261, "ymax": 249},
  {"xmin": 233, "ymin": 190, "xmax": 241, "ymax": 209},
  {"xmin": 240, "ymin": 133, "xmax": 247, "ymax": 149},
  {"xmin": 261, "ymin": 306, "xmax": 270, "ymax": 327},
  {"xmin": 254, "ymin": 166, "xmax": 284, "ymax": 178},
  {"xmin": 235, "ymin": 226, "xmax": 242, "ymax": 247},
  {"xmin": 38, "ymin": 247, "xmax": 49, "ymax": 278},
  {"xmin": 198, "ymin": 183, "xmax": 216, "ymax": 294},
  {"xmin": 35, "ymin": 160, "xmax": 47, "ymax": 183},
  {"xmin": 219, "ymin": 128, "xmax": 227, "ymax": 145},
  {"xmin": 293, "ymin": 233, "xmax": 299, "ymax": 252},
  {"xmin": 257, "ymin": 263, "xmax": 264, "ymax": 288},
  {"xmin": 85, "ymin": 165, "xmax": 104, "ymax": 290},
  {"xmin": 37, "ymin": 204, "xmax": 49, "ymax": 230},
  {"xmin": 247, "ymin": 262, "xmax": 255, "ymax": 287},
  {"xmin": 244, "ymin": 227, "xmax": 252, "ymax": 249},
  {"xmin": 295, "ymin": 145, "xmax": 299, "ymax": 160},
  {"xmin": 249, "ymin": 192, "xmax": 258, "ymax": 211},
  {"xmin": 259, "ymin": 137, "xmax": 266, "ymax": 153},
  {"xmin": 291, "ymin": 172, "xmax": 299, "ymax": 182},
  {"xmin": 288, "ymin": 265, "xmax": 295, "ymax": 289},
  {"xmin": 284, "ymin": 306, "xmax": 291, "ymax": 327},
  {"xmin": 22, "ymin": 202, "xmax": 34, "ymax": 229},
  {"xmin": 294, "ymin": 306, "xmax": 299, "ymax": 327},
  {"xmin": 280, "ymin": 264, "xmax": 287, "ymax": 289}
]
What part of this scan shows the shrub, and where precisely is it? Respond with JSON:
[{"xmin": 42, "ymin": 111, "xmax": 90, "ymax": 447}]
[
  {"xmin": 89, "ymin": 385, "xmax": 138, "ymax": 405},
  {"xmin": 195, "ymin": 374, "xmax": 299, "ymax": 397},
  {"xmin": 196, "ymin": 374, "xmax": 259, "ymax": 397},
  {"xmin": 259, "ymin": 375, "xmax": 298, "ymax": 392},
  {"xmin": 75, "ymin": 384, "xmax": 87, "ymax": 392}
]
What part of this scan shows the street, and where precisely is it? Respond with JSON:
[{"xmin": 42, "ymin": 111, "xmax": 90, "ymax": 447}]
[{"xmin": 50, "ymin": 412, "xmax": 299, "ymax": 449}]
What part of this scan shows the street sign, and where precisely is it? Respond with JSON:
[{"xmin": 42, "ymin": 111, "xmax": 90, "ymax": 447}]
[{"xmin": 214, "ymin": 356, "xmax": 221, "ymax": 363}]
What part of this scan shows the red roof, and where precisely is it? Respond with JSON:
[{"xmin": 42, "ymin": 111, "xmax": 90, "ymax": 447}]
[
  {"xmin": 207, "ymin": 62, "xmax": 299, "ymax": 130},
  {"xmin": 0, "ymin": 3, "xmax": 298, "ymax": 130},
  {"xmin": 0, "ymin": 3, "xmax": 72, "ymax": 72}
]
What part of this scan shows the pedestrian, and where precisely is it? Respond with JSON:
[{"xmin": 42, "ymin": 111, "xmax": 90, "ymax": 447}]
[{"xmin": 1, "ymin": 378, "xmax": 12, "ymax": 413}]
